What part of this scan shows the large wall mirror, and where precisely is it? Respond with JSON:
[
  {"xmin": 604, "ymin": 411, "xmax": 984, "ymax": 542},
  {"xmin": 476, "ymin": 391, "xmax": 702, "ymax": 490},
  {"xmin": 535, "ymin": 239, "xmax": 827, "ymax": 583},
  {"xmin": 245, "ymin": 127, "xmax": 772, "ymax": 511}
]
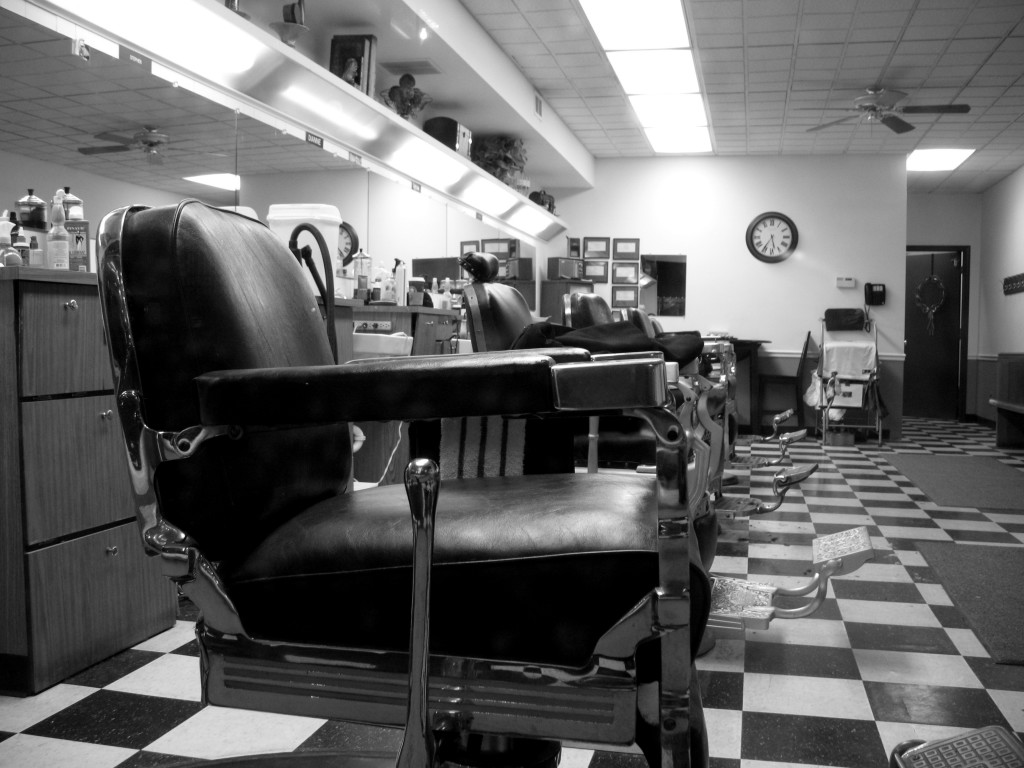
[{"xmin": 640, "ymin": 255, "xmax": 687, "ymax": 316}]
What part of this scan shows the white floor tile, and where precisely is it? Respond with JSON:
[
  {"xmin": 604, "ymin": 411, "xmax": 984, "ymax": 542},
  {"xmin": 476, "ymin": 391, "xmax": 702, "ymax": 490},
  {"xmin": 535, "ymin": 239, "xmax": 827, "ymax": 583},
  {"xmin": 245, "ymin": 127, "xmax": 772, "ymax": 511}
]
[
  {"xmin": 706, "ymin": 707, "xmax": 741, "ymax": 759},
  {"xmin": 144, "ymin": 705, "xmax": 326, "ymax": 759},
  {"xmin": 559, "ymin": 747, "xmax": 596, "ymax": 768},
  {"xmin": 695, "ymin": 638, "xmax": 745, "ymax": 673},
  {"xmin": 877, "ymin": 526, "xmax": 953, "ymax": 541},
  {"xmin": 831, "ymin": 563, "xmax": 913, "ymax": 583},
  {"xmin": 749, "ymin": 519, "xmax": 816, "ymax": 535},
  {"xmin": 746, "ymin": 618, "xmax": 851, "ymax": 648},
  {"xmin": 105, "ymin": 653, "xmax": 202, "ymax": 701},
  {"xmin": 853, "ymin": 650, "xmax": 983, "ymax": 688},
  {"xmin": 747, "ymin": 543, "xmax": 812, "ymax": 561},
  {"xmin": 837, "ymin": 599, "xmax": 940, "ymax": 627},
  {"xmin": 710, "ymin": 555, "xmax": 747, "ymax": 576},
  {"xmin": 742, "ymin": 673, "xmax": 873, "ymax": 720},
  {"xmin": 132, "ymin": 620, "xmax": 197, "ymax": 653},
  {"xmin": 933, "ymin": 518, "xmax": 1005, "ymax": 531},
  {"xmin": 988, "ymin": 689, "xmax": 1024, "ymax": 731},
  {"xmin": 0, "ymin": 684, "xmax": 96, "ymax": 732},
  {"xmin": 875, "ymin": 721, "xmax": 973, "ymax": 758},
  {"xmin": 895, "ymin": 550, "xmax": 928, "ymax": 567},
  {"xmin": 943, "ymin": 628, "xmax": 989, "ymax": 658},
  {"xmin": 0, "ymin": 733, "xmax": 134, "ymax": 768}
]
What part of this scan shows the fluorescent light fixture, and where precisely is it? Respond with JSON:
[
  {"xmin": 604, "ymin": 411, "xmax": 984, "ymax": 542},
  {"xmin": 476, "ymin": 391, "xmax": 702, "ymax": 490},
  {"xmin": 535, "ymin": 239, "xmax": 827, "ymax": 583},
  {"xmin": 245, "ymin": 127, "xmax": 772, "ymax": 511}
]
[
  {"xmin": 505, "ymin": 204, "xmax": 552, "ymax": 238},
  {"xmin": 907, "ymin": 148, "xmax": 974, "ymax": 171},
  {"xmin": 630, "ymin": 94, "xmax": 706, "ymax": 128},
  {"xmin": 578, "ymin": 0, "xmax": 688, "ymax": 50},
  {"xmin": 607, "ymin": 50, "xmax": 698, "ymax": 94},
  {"xmin": 644, "ymin": 126, "xmax": 712, "ymax": 154},
  {"xmin": 389, "ymin": 141, "xmax": 467, "ymax": 190},
  {"xmin": 281, "ymin": 86, "xmax": 379, "ymax": 141},
  {"xmin": 184, "ymin": 173, "xmax": 241, "ymax": 191},
  {"xmin": 462, "ymin": 178, "xmax": 518, "ymax": 217}
]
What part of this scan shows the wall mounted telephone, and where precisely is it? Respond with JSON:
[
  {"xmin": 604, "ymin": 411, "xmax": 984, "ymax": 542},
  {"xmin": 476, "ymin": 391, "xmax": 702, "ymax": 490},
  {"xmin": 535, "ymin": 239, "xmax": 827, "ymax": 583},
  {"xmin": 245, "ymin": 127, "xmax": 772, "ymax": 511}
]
[{"xmin": 864, "ymin": 283, "xmax": 886, "ymax": 305}]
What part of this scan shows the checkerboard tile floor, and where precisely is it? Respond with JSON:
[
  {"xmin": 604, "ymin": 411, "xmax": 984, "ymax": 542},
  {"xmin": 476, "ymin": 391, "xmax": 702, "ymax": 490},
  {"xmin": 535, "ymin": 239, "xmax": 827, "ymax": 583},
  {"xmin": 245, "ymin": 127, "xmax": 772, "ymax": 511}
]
[{"xmin": 1, "ymin": 418, "xmax": 1022, "ymax": 767}]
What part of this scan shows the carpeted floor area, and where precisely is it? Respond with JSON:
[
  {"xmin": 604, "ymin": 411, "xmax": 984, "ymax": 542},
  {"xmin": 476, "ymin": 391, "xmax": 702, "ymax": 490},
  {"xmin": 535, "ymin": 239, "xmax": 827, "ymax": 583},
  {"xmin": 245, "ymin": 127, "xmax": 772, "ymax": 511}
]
[{"xmin": 884, "ymin": 454, "xmax": 1024, "ymax": 509}]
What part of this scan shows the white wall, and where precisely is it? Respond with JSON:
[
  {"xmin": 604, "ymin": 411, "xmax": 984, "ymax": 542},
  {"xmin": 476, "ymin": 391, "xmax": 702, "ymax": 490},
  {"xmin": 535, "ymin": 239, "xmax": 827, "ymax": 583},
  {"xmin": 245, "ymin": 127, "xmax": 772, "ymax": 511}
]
[
  {"xmin": 549, "ymin": 154, "xmax": 908, "ymax": 359},
  {"xmin": 980, "ymin": 165, "xmax": 1024, "ymax": 356}
]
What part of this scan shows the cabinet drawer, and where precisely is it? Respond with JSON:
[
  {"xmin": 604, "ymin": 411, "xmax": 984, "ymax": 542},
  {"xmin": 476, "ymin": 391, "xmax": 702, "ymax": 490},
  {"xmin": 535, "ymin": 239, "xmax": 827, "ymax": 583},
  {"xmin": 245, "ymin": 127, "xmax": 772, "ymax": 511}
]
[
  {"xmin": 22, "ymin": 395, "xmax": 135, "ymax": 545},
  {"xmin": 19, "ymin": 283, "xmax": 112, "ymax": 396},
  {"xmin": 26, "ymin": 522, "xmax": 176, "ymax": 693}
]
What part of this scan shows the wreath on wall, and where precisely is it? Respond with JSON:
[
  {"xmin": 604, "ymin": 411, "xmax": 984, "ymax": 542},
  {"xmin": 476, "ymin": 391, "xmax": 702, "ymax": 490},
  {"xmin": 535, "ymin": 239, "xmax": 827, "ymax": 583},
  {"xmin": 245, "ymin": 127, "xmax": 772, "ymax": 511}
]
[{"xmin": 914, "ymin": 273, "xmax": 946, "ymax": 335}]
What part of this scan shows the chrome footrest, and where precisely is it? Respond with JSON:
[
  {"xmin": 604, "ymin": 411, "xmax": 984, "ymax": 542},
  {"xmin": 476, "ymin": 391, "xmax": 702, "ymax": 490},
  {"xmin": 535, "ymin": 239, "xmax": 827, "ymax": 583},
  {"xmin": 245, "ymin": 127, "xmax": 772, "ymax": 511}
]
[
  {"xmin": 713, "ymin": 495, "xmax": 763, "ymax": 516},
  {"xmin": 709, "ymin": 526, "xmax": 875, "ymax": 630}
]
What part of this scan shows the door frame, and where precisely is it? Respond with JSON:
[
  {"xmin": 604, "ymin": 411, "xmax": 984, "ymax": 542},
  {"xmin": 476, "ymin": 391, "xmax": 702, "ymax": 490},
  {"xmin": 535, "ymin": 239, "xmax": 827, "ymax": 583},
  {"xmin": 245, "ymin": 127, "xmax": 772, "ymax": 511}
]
[{"xmin": 905, "ymin": 245, "xmax": 971, "ymax": 421}]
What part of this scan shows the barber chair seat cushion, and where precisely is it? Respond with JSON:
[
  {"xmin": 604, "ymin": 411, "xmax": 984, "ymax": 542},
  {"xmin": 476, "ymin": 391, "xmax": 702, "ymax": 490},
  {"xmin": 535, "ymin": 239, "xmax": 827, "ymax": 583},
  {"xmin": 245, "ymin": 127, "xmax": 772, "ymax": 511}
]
[{"xmin": 224, "ymin": 472, "xmax": 658, "ymax": 668}]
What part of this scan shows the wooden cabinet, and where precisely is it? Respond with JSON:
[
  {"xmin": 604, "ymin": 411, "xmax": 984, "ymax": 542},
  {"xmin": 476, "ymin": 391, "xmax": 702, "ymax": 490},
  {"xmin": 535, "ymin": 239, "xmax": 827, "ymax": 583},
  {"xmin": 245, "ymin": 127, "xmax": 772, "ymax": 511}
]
[{"xmin": 0, "ymin": 269, "xmax": 176, "ymax": 695}]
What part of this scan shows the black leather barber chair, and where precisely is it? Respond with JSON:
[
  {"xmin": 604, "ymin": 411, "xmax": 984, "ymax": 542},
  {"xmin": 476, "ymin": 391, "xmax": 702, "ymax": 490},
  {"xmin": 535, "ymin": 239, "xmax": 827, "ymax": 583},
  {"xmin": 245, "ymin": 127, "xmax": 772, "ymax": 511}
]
[{"xmin": 97, "ymin": 201, "xmax": 711, "ymax": 768}]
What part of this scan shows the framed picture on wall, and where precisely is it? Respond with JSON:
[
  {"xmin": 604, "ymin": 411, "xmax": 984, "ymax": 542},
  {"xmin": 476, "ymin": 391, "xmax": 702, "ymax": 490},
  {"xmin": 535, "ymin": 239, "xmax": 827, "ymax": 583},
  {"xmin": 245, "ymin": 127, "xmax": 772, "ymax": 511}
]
[
  {"xmin": 583, "ymin": 236, "xmax": 610, "ymax": 259},
  {"xmin": 612, "ymin": 261, "xmax": 639, "ymax": 284},
  {"xmin": 582, "ymin": 260, "xmax": 608, "ymax": 283},
  {"xmin": 566, "ymin": 237, "xmax": 581, "ymax": 259},
  {"xmin": 460, "ymin": 240, "xmax": 479, "ymax": 255},
  {"xmin": 612, "ymin": 238, "xmax": 640, "ymax": 260},
  {"xmin": 611, "ymin": 286, "xmax": 639, "ymax": 308}
]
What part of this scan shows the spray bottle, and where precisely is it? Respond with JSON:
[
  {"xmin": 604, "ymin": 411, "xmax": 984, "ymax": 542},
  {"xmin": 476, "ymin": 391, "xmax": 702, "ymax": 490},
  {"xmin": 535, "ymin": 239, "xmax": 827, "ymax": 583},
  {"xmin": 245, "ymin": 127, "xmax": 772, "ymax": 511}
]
[
  {"xmin": 0, "ymin": 212, "xmax": 20, "ymax": 266},
  {"xmin": 47, "ymin": 190, "xmax": 70, "ymax": 270},
  {"xmin": 393, "ymin": 258, "xmax": 407, "ymax": 307}
]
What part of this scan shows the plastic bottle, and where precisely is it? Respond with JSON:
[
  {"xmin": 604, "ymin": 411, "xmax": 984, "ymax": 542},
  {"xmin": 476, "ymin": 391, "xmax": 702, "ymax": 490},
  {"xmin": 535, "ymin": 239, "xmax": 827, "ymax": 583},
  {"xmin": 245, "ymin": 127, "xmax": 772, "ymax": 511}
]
[
  {"xmin": 393, "ymin": 259, "xmax": 407, "ymax": 307},
  {"xmin": 0, "ymin": 212, "xmax": 19, "ymax": 266},
  {"xmin": 14, "ymin": 233, "xmax": 30, "ymax": 266},
  {"xmin": 29, "ymin": 236, "xmax": 43, "ymax": 267},
  {"xmin": 47, "ymin": 190, "xmax": 70, "ymax": 270}
]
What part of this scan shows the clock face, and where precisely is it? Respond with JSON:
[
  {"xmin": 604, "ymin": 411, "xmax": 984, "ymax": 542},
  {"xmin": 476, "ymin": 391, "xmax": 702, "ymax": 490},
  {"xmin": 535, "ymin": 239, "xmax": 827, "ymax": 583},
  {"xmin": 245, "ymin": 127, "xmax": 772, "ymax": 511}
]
[
  {"xmin": 746, "ymin": 212, "xmax": 798, "ymax": 263},
  {"xmin": 339, "ymin": 221, "xmax": 359, "ymax": 264}
]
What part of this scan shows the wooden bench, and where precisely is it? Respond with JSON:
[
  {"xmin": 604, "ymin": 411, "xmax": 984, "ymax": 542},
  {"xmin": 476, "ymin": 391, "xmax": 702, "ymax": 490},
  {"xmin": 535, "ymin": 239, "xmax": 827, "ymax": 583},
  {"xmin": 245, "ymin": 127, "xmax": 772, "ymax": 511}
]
[{"xmin": 990, "ymin": 354, "xmax": 1024, "ymax": 447}]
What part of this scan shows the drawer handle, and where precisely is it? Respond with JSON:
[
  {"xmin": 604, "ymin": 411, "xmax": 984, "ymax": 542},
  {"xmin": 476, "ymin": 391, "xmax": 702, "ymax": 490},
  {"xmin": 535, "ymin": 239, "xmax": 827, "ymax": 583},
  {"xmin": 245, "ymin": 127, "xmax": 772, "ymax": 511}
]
[
  {"xmin": 105, "ymin": 546, "xmax": 119, "ymax": 557},
  {"xmin": 64, "ymin": 299, "xmax": 78, "ymax": 311},
  {"xmin": 100, "ymin": 409, "xmax": 114, "ymax": 420}
]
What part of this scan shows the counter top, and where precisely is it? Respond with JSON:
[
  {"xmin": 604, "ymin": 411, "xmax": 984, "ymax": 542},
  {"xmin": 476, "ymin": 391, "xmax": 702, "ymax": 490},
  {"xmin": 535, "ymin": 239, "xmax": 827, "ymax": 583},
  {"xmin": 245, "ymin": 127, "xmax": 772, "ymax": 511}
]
[{"xmin": 0, "ymin": 266, "xmax": 97, "ymax": 285}]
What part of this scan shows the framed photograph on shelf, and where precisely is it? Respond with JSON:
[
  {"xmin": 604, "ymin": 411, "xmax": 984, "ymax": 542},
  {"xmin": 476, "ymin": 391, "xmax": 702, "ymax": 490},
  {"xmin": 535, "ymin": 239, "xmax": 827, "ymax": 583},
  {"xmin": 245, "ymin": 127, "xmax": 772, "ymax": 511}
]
[
  {"xmin": 460, "ymin": 240, "xmax": 479, "ymax": 255},
  {"xmin": 611, "ymin": 286, "xmax": 639, "ymax": 308},
  {"xmin": 329, "ymin": 35, "xmax": 378, "ymax": 96},
  {"xmin": 613, "ymin": 238, "xmax": 640, "ymax": 260},
  {"xmin": 582, "ymin": 260, "xmax": 609, "ymax": 283},
  {"xmin": 583, "ymin": 236, "xmax": 610, "ymax": 259},
  {"xmin": 612, "ymin": 261, "xmax": 640, "ymax": 284}
]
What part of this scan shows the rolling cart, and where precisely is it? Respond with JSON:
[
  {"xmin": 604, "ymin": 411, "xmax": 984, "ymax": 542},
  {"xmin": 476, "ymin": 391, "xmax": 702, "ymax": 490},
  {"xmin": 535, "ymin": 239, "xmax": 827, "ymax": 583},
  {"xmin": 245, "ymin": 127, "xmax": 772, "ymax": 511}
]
[{"xmin": 818, "ymin": 308, "xmax": 884, "ymax": 447}]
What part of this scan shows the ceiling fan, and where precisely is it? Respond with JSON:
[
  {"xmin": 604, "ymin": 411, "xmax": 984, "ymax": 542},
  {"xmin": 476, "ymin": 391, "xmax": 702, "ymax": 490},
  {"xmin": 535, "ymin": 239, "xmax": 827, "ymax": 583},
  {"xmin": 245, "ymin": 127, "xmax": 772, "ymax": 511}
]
[
  {"xmin": 77, "ymin": 127, "xmax": 210, "ymax": 164},
  {"xmin": 806, "ymin": 88, "xmax": 970, "ymax": 134}
]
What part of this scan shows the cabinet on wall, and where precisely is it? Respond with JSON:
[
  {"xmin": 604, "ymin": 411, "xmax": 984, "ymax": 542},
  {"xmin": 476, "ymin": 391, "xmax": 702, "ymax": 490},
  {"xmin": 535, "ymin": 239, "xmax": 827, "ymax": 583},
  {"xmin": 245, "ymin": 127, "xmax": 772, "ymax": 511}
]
[{"xmin": 0, "ymin": 269, "xmax": 176, "ymax": 695}]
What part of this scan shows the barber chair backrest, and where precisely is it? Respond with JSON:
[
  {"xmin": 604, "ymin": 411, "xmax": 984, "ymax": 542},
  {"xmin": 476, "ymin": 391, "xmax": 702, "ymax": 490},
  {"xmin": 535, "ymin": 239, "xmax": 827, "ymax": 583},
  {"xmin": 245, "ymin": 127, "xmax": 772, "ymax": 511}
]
[
  {"xmin": 100, "ymin": 200, "xmax": 352, "ymax": 561},
  {"xmin": 567, "ymin": 292, "xmax": 614, "ymax": 328},
  {"xmin": 622, "ymin": 307, "xmax": 656, "ymax": 339},
  {"xmin": 461, "ymin": 253, "xmax": 534, "ymax": 352}
]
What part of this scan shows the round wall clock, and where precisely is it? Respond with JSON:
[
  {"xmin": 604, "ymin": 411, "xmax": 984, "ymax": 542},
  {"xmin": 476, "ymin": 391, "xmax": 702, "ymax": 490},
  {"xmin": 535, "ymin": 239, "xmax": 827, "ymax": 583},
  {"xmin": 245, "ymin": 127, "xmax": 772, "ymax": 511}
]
[
  {"xmin": 339, "ymin": 221, "xmax": 360, "ymax": 265},
  {"xmin": 746, "ymin": 211, "xmax": 798, "ymax": 263}
]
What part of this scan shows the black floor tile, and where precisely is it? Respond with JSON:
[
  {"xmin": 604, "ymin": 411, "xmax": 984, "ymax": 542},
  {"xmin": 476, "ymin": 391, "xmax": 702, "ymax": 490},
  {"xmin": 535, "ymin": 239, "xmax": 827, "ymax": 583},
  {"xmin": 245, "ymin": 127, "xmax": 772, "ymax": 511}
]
[
  {"xmin": 929, "ymin": 604, "xmax": 972, "ymax": 629},
  {"xmin": 23, "ymin": 690, "xmax": 202, "ymax": 750},
  {"xmin": 965, "ymin": 657, "xmax": 1024, "ymax": 692},
  {"xmin": 0, "ymin": 731, "xmax": 12, "ymax": 744},
  {"xmin": 864, "ymin": 681, "xmax": 1012, "ymax": 729},
  {"xmin": 741, "ymin": 711, "xmax": 888, "ymax": 766},
  {"xmin": 845, "ymin": 622, "xmax": 960, "ymax": 655},
  {"xmin": 65, "ymin": 649, "xmax": 162, "ymax": 688},
  {"xmin": 589, "ymin": 751, "xmax": 647, "ymax": 768},
  {"xmin": 946, "ymin": 529, "xmax": 1021, "ymax": 544},
  {"xmin": 117, "ymin": 750, "xmax": 201, "ymax": 767},
  {"xmin": 744, "ymin": 642, "xmax": 860, "ymax": 679},
  {"xmin": 696, "ymin": 669, "xmax": 744, "ymax": 710},
  {"xmin": 830, "ymin": 580, "xmax": 926, "ymax": 603}
]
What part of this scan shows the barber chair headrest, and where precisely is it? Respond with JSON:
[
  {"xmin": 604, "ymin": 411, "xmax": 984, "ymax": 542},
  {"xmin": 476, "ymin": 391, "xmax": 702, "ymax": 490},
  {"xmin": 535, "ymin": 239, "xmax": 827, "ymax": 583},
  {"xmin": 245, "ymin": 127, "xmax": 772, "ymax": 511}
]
[{"xmin": 460, "ymin": 252, "xmax": 500, "ymax": 283}]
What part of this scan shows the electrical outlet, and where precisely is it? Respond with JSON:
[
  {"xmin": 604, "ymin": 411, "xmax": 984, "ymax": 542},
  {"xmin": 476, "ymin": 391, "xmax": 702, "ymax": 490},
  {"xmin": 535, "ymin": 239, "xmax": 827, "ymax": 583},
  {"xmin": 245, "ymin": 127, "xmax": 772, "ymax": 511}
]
[{"xmin": 358, "ymin": 320, "xmax": 392, "ymax": 332}]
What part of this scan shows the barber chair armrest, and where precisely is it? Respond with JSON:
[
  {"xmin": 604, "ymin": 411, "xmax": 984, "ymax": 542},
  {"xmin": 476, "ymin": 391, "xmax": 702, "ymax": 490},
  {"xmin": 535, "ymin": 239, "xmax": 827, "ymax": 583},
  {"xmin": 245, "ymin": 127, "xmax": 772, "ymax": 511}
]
[{"xmin": 195, "ymin": 352, "xmax": 668, "ymax": 427}]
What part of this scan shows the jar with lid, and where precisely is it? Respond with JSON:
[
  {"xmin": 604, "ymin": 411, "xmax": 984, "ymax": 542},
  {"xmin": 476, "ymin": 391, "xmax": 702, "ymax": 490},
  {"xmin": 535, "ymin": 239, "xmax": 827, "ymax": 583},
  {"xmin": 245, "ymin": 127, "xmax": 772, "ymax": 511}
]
[
  {"xmin": 62, "ymin": 186, "xmax": 84, "ymax": 220},
  {"xmin": 351, "ymin": 249, "xmax": 372, "ymax": 299},
  {"xmin": 17, "ymin": 189, "xmax": 47, "ymax": 229}
]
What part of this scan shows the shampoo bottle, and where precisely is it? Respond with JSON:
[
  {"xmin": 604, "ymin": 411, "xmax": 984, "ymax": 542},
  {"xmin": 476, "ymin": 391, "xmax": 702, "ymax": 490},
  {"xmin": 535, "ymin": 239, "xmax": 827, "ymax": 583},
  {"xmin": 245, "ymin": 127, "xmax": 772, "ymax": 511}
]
[
  {"xmin": 47, "ymin": 190, "xmax": 70, "ymax": 270},
  {"xmin": 0, "ymin": 213, "xmax": 20, "ymax": 266},
  {"xmin": 29, "ymin": 236, "xmax": 43, "ymax": 266}
]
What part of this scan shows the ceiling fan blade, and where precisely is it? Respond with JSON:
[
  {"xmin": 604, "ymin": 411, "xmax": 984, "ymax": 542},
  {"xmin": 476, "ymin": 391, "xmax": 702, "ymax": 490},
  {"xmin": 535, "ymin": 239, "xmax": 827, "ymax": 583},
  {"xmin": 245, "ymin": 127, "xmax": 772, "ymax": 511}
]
[
  {"xmin": 78, "ymin": 145, "xmax": 133, "ymax": 155},
  {"xmin": 806, "ymin": 115, "xmax": 859, "ymax": 133},
  {"xmin": 91, "ymin": 131, "xmax": 135, "ymax": 145},
  {"xmin": 902, "ymin": 103, "xmax": 970, "ymax": 114},
  {"xmin": 880, "ymin": 114, "xmax": 915, "ymax": 134}
]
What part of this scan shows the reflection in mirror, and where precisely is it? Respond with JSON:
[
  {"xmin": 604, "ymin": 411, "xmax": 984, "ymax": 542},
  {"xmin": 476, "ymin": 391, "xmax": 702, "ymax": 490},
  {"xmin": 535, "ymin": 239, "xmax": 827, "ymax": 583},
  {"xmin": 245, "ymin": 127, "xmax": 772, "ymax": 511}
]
[{"xmin": 640, "ymin": 255, "xmax": 687, "ymax": 316}]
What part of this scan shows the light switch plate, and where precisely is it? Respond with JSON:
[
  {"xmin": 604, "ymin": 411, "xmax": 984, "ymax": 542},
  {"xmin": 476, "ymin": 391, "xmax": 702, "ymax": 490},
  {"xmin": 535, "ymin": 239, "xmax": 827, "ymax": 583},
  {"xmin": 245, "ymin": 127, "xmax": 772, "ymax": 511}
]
[{"xmin": 836, "ymin": 276, "xmax": 856, "ymax": 289}]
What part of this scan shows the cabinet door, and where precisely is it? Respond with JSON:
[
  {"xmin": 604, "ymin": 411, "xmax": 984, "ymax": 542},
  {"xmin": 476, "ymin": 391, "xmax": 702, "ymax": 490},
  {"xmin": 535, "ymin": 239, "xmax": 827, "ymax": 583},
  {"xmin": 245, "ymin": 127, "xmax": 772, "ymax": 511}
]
[
  {"xmin": 411, "ymin": 313, "xmax": 457, "ymax": 355},
  {"xmin": 22, "ymin": 395, "xmax": 135, "ymax": 545},
  {"xmin": 19, "ymin": 283, "xmax": 113, "ymax": 397},
  {"xmin": 26, "ymin": 522, "xmax": 176, "ymax": 693}
]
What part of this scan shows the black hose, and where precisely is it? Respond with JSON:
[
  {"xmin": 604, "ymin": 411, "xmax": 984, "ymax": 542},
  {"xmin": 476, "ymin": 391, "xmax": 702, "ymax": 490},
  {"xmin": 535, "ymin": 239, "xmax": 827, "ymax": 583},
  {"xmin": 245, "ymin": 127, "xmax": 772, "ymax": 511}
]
[{"xmin": 289, "ymin": 223, "xmax": 338, "ymax": 363}]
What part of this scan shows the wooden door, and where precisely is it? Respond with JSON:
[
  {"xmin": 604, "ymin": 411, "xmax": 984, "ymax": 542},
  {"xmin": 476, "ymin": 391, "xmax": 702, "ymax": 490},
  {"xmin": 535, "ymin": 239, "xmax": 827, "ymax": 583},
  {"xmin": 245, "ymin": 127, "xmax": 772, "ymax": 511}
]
[{"xmin": 904, "ymin": 250, "xmax": 968, "ymax": 419}]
